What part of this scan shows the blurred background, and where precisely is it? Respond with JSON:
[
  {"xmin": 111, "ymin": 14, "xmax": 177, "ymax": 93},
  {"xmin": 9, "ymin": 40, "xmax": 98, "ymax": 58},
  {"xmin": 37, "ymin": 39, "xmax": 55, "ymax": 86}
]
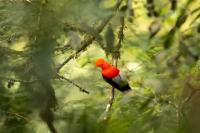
[{"xmin": 0, "ymin": 0, "xmax": 200, "ymax": 133}]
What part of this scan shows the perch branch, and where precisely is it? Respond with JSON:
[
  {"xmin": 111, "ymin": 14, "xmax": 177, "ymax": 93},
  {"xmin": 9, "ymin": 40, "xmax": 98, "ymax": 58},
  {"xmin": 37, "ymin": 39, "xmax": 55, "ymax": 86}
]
[
  {"xmin": 105, "ymin": 87, "xmax": 115, "ymax": 113},
  {"xmin": 104, "ymin": 6, "xmax": 126, "ymax": 118},
  {"xmin": 104, "ymin": 57, "xmax": 118, "ymax": 120},
  {"xmin": 104, "ymin": 88, "xmax": 115, "ymax": 120}
]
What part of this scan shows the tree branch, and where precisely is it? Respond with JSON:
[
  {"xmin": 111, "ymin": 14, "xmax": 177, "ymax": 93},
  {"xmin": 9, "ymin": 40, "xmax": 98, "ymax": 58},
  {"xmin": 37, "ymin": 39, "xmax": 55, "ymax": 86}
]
[
  {"xmin": 0, "ymin": 76, "xmax": 37, "ymax": 84},
  {"xmin": 56, "ymin": 73, "xmax": 89, "ymax": 94},
  {"xmin": 103, "ymin": 4, "xmax": 126, "ymax": 117},
  {"xmin": 7, "ymin": 111, "xmax": 29, "ymax": 122},
  {"xmin": 104, "ymin": 88, "xmax": 115, "ymax": 120},
  {"xmin": 113, "ymin": 9, "xmax": 125, "ymax": 59},
  {"xmin": 181, "ymin": 82, "xmax": 200, "ymax": 113},
  {"xmin": 56, "ymin": 0, "xmax": 123, "ymax": 73},
  {"xmin": 104, "ymin": 57, "xmax": 119, "ymax": 120}
]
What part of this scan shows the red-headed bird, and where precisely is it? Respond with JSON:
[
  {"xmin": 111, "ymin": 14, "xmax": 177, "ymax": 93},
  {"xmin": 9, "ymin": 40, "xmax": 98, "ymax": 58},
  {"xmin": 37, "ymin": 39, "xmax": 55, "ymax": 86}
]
[{"xmin": 96, "ymin": 58, "xmax": 131, "ymax": 92}]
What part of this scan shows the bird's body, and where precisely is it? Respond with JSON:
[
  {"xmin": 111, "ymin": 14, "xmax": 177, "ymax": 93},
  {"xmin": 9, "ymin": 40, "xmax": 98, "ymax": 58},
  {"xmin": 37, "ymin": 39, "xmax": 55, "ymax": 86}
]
[{"xmin": 96, "ymin": 58, "xmax": 131, "ymax": 92}]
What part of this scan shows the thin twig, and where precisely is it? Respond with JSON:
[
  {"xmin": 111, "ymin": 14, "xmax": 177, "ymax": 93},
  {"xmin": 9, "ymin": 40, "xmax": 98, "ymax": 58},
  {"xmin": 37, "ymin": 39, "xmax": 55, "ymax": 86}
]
[
  {"xmin": 7, "ymin": 112, "xmax": 29, "ymax": 122},
  {"xmin": 0, "ymin": 75, "xmax": 90, "ymax": 95},
  {"xmin": 56, "ymin": 73, "xmax": 89, "ymax": 94},
  {"xmin": 56, "ymin": 35, "xmax": 95, "ymax": 72},
  {"xmin": 181, "ymin": 82, "xmax": 200, "ymax": 113},
  {"xmin": 190, "ymin": 6, "xmax": 200, "ymax": 14},
  {"xmin": 54, "ymin": 41, "xmax": 71, "ymax": 53},
  {"xmin": 0, "ymin": 76, "xmax": 37, "ymax": 83},
  {"xmin": 189, "ymin": 13, "xmax": 200, "ymax": 26}
]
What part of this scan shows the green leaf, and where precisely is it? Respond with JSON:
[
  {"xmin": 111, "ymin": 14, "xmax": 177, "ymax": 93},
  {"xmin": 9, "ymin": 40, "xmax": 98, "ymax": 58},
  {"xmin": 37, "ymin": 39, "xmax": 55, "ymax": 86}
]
[
  {"xmin": 104, "ymin": 25, "xmax": 115, "ymax": 54},
  {"xmin": 127, "ymin": 0, "xmax": 134, "ymax": 23},
  {"xmin": 197, "ymin": 23, "xmax": 200, "ymax": 33},
  {"xmin": 80, "ymin": 22, "xmax": 102, "ymax": 41},
  {"xmin": 68, "ymin": 31, "xmax": 81, "ymax": 51}
]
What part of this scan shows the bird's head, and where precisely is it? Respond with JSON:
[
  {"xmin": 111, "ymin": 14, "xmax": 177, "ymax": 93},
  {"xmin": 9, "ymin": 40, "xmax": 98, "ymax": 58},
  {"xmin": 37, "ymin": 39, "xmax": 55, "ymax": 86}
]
[{"xmin": 96, "ymin": 58, "xmax": 111, "ymax": 70}]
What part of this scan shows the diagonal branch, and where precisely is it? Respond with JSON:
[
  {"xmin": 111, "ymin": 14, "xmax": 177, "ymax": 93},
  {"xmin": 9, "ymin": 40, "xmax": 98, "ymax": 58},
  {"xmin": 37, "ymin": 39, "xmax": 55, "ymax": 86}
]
[
  {"xmin": 56, "ymin": 73, "xmax": 89, "ymax": 94},
  {"xmin": 0, "ymin": 46, "xmax": 27, "ymax": 57},
  {"xmin": 181, "ymin": 82, "xmax": 200, "ymax": 113},
  {"xmin": 7, "ymin": 111, "xmax": 29, "ymax": 122},
  {"xmin": 56, "ymin": 0, "xmax": 123, "ymax": 73}
]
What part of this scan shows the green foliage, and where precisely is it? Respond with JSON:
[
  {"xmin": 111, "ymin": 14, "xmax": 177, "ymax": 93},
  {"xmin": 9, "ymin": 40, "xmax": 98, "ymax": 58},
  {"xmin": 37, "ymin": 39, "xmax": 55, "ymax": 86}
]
[
  {"xmin": 0, "ymin": 0, "xmax": 200, "ymax": 133},
  {"xmin": 105, "ymin": 26, "xmax": 115, "ymax": 55}
]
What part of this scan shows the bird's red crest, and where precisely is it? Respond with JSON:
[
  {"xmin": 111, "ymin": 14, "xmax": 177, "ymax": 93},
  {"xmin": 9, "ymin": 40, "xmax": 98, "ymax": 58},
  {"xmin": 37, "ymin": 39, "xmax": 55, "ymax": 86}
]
[
  {"xmin": 96, "ymin": 58, "xmax": 105, "ymax": 67},
  {"xmin": 96, "ymin": 58, "xmax": 120, "ymax": 78}
]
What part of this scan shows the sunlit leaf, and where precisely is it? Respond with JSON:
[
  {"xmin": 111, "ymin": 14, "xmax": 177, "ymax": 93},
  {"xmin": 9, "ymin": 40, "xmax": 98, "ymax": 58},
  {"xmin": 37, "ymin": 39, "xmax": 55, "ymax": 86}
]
[{"xmin": 149, "ymin": 20, "xmax": 161, "ymax": 39}]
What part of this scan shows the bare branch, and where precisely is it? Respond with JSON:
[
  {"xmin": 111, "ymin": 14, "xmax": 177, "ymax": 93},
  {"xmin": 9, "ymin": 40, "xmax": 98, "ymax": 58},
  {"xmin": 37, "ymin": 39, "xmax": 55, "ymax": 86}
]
[
  {"xmin": 104, "ymin": 57, "xmax": 119, "ymax": 120},
  {"xmin": 0, "ymin": 74, "xmax": 90, "ymax": 95},
  {"xmin": 56, "ymin": 73, "xmax": 89, "ymax": 94},
  {"xmin": 190, "ymin": 6, "xmax": 200, "ymax": 14},
  {"xmin": 0, "ymin": 76, "xmax": 37, "ymax": 83},
  {"xmin": 54, "ymin": 41, "xmax": 71, "ymax": 53},
  {"xmin": 103, "ymin": 6, "xmax": 126, "ymax": 117},
  {"xmin": 7, "ymin": 112, "xmax": 29, "ymax": 122},
  {"xmin": 181, "ymin": 82, "xmax": 200, "ymax": 114},
  {"xmin": 104, "ymin": 88, "xmax": 115, "ymax": 120}
]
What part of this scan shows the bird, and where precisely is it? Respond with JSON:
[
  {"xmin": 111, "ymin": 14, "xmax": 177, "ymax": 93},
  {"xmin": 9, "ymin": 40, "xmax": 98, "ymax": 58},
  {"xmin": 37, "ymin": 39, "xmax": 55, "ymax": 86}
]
[{"xmin": 96, "ymin": 58, "xmax": 131, "ymax": 92}]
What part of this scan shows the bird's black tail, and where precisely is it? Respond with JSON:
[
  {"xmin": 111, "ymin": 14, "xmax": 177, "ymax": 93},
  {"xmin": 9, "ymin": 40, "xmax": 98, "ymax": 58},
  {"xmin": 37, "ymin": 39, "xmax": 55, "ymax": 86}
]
[{"xmin": 118, "ymin": 84, "xmax": 132, "ymax": 92}]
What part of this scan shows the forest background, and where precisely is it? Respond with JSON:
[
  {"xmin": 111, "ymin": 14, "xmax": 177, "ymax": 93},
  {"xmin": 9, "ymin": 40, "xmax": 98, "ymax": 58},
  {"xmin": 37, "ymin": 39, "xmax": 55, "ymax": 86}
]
[{"xmin": 0, "ymin": 0, "xmax": 200, "ymax": 133}]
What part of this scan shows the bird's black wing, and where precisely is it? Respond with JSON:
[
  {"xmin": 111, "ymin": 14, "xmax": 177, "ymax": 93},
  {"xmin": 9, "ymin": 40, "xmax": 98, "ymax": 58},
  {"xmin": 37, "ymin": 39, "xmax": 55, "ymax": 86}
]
[{"xmin": 103, "ymin": 75, "xmax": 131, "ymax": 92}]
